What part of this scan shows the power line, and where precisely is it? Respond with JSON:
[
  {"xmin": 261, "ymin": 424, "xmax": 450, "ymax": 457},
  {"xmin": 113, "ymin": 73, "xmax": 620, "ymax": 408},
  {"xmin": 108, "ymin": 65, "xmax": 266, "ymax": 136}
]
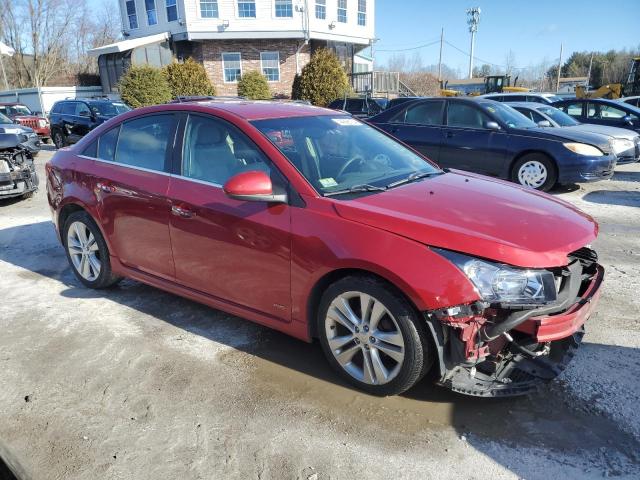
[
  {"xmin": 444, "ymin": 40, "xmax": 540, "ymax": 70},
  {"xmin": 376, "ymin": 39, "xmax": 441, "ymax": 52}
]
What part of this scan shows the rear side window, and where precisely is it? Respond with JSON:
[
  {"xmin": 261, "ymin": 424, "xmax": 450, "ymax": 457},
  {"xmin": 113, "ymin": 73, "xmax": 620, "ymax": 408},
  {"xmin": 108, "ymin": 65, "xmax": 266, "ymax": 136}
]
[
  {"xmin": 401, "ymin": 102, "xmax": 444, "ymax": 125},
  {"xmin": 82, "ymin": 140, "xmax": 98, "ymax": 158},
  {"xmin": 61, "ymin": 102, "xmax": 76, "ymax": 115},
  {"xmin": 562, "ymin": 102, "xmax": 583, "ymax": 117},
  {"xmin": 115, "ymin": 115, "xmax": 174, "ymax": 171},
  {"xmin": 51, "ymin": 103, "xmax": 63, "ymax": 114},
  {"xmin": 507, "ymin": 95, "xmax": 526, "ymax": 102},
  {"xmin": 98, "ymin": 127, "xmax": 120, "ymax": 162}
]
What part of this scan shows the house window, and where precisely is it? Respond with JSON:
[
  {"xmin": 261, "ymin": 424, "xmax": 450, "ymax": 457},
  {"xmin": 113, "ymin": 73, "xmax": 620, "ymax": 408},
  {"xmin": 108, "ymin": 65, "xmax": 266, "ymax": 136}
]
[
  {"xmin": 145, "ymin": 0, "xmax": 158, "ymax": 26},
  {"xmin": 200, "ymin": 0, "xmax": 218, "ymax": 17},
  {"xmin": 222, "ymin": 53, "xmax": 242, "ymax": 82},
  {"xmin": 166, "ymin": 0, "xmax": 178, "ymax": 22},
  {"xmin": 275, "ymin": 0, "xmax": 292, "ymax": 17},
  {"xmin": 260, "ymin": 52, "xmax": 280, "ymax": 82},
  {"xmin": 337, "ymin": 0, "xmax": 347, "ymax": 23},
  {"xmin": 126, "ymin": 0, "xmax": 138, "ymax": 29},
  {"xmin": 238, "ymin": 0, "xmax": 256, "ymax": 17},
  {"xmin": 357, "ymin": 0, "xmax": 366, "ymax": 26},
  {"xmin": 315, "ymin": 0, "xmax": 326, "ymax": 19}
]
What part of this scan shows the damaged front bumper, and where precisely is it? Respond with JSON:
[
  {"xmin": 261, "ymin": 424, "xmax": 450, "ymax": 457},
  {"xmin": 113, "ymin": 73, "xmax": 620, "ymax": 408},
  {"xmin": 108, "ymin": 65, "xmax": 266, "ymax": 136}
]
[
  {"xmin": 426, "ymin": 247, "xmax": 604, "ymax": 397},
  {"xmin": 0, "ymin": 137, "xmax": 39, "ymax": 199}
]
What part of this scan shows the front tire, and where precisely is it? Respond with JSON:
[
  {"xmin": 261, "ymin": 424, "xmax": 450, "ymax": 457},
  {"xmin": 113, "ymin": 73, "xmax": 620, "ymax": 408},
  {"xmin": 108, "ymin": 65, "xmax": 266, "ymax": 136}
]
[
  {"xmin": 52, "ymin": 130, "xmax": 66, "ymax": 149},
  {"xmin": 511, "ymin": 153, "xmax": 557, "ymax": 191},
  {"xmin": 317, "ymin": 275, "xmax": 433, "ymax": 396},
  {"xmin": 63, "ymin": 211, "xmax": 121, "ymax": 289}
]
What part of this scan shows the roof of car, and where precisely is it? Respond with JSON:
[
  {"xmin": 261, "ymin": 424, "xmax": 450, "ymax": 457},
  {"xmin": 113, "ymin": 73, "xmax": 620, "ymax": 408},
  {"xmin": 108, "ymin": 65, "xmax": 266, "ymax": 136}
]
[
  {"xmin": 504, "ymin": 101, "xmax": 553, "ymax": 109},
  {"xmin": 165, "ymin": 100, "xmax": 337, "ymax": 120}
]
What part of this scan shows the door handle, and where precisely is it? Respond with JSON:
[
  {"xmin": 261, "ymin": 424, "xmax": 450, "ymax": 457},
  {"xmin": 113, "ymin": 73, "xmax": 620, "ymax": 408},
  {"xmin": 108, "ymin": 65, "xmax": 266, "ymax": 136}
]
[
  {"xmin": 171, "ymin": 204, "xmax": 195, "ymax": 218},
  {"xmin": 96, "ymin": 181, "xmax": 115, "ymax": 193}
]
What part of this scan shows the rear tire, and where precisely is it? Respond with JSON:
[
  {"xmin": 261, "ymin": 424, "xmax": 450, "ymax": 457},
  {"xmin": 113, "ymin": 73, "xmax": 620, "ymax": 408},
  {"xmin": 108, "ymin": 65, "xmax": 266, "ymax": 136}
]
[
  {"xmin": 62, "ymin": 211, "xmax": 121, "ymax": 289},
  {"xmin": 511, "ymin": 153, "xmax": 557, "ymax": 191},
  {"xmin": 317, "ymin": 275, "xmax": 433, "ymax": 396},
  {"xmin": 52, "ymin": 130, "xmax": 66, "ymax": 149}
]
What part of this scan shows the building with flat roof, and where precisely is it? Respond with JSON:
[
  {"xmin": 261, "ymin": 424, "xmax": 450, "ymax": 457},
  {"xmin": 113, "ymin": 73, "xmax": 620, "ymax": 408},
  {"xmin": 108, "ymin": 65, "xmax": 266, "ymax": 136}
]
[{"xmin": 89, "ymin": 0, "xmax": 375, "ymax": 97}]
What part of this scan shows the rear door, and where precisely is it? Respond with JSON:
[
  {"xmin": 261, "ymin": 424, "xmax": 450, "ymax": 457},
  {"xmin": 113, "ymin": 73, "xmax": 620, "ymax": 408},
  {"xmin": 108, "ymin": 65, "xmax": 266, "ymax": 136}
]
[
  {"xmin": 439, "ymin": 100, "xmax": 508, "ymax": 175},
  {"xmin": 93, "ymin": 113, "xmax": 178, "ymax": 280},
  {"xmin": 71, "ymin": 102, "xmax": 94, "ymax": 142},
  {"xmin": 166, "ymin": 113, "xmax": 292, "ymax": 320},
  {"xmin": 379, "ymin": 100, "xmax": 445, "ymax": 162}
]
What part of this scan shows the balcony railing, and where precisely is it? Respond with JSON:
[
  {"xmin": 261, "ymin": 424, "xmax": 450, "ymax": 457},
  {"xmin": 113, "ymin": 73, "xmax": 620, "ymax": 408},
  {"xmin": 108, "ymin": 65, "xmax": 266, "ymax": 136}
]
[{"xmin": 349, "ymin": 71, "xmax": 416, "ymax": 97}]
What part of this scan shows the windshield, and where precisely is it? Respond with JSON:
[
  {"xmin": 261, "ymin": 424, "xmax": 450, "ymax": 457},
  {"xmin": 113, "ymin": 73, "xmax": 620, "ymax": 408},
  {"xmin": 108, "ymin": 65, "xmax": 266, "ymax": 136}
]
[
  {"xmin": 479, "ymin": 101, "xmax": 537, "ymax": 128},
  {"xmin": 0, "ymin": 112, "xmax": 13, "ymax": 124},
  {"xmin": 1, "ymin": 104, "xmax": 32, "ymax": 116},
  {"xmin": 90, "ymin": 102, "xmax": 131, "ymax": 116},
  {"xmin": 538, "ymin": 106, "xmax": 579, "ymax": 126},
  {"xmin": 251, "ymin": 115, "xmax": 440, "ymax": 195}
]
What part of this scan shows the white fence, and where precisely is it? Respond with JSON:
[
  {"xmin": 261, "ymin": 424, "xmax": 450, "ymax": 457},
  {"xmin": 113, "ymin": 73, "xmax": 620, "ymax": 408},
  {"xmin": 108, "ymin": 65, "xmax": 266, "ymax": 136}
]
[{"xmin": 0, "ymin": 86, "xmax": 120, "ymax": 115}]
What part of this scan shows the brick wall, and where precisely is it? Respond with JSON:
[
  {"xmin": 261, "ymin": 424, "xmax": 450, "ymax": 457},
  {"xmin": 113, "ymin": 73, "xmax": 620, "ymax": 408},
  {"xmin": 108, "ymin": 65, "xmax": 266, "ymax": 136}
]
[{"xmin": 196, "ymin": 39, "xmax": 310, "ymax": 97}]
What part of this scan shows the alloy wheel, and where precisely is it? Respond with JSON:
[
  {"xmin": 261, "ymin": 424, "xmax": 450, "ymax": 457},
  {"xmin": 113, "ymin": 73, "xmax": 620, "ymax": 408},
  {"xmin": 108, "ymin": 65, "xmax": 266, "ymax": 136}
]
[
  {"xmin": 325, "ymin": 291, "xmax": 405, "ymax": 385},
  {"xmin": 517, "ymin": 160, "xmax": 548, "ymax": 188},
  {"xmin": 67, "ymin": 221, "xmax": 101, "ymax": 281}
]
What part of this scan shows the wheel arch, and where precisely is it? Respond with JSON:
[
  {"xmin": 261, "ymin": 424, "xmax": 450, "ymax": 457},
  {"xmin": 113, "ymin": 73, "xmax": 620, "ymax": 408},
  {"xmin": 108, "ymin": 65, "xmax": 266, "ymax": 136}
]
[
  {"xmin": 306, "ymin": 267, "xmax": 428, "ymax": 341},
  {"xmin": 57, "ymin": 201, "xmax": 115, "ymax": 258}
]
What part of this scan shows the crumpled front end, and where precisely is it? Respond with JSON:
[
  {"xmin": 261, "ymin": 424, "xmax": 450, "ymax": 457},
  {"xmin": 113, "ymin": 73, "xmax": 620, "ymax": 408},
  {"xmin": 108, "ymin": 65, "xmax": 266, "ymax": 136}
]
[
  {"xmin": 426, "ymin": 247, "xmax": 603, "ymax": 397},
  {"xmin": 0, "ymin": 134, "xmax": 39, "ymax": 199}
]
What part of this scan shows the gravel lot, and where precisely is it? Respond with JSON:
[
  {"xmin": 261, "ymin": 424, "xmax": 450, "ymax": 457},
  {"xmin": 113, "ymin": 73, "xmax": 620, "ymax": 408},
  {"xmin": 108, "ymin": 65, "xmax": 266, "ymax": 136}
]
[{"xmin": 1, "ymin": 150, "xmax": 639, "ymax": 479}]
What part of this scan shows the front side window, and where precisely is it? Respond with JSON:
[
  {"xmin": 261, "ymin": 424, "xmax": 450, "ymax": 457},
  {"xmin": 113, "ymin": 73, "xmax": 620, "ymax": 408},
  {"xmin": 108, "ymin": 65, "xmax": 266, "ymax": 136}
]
[
  {"xmin": 145, "ymin": 0, "xmax": 157, "ymax": 26},
  {"xmin": 590, "ymin": 104, "xmax": 626, "ymax": 119},
  {"xmin": 126, "ymin": 0, "xmax": 138, "ymax": 29},
  {"xmin": 200, "ymin": 0, "xmax": 218, "ymax": 17},
  {"xmin": 337, "ymin": 0, "xmax": 347, "ymax": 22},
  {"xmin": 260, "ymin": 52, "xmax": 280, "ymax": 82},
  {"xmin": 97, "ymin": 126, "xmax": 120, "ymax": 162},
  {"xmin": 275, "ymin": 0, "xmax": 292, "ymax": 17},
  {"xmin": 238, "ymin": 0, "xmax": 256, "ymax": 17},
  {"xmin": 252, "ymin": 115, "xmax": 440, "ymax": 195},
  {"xmin": 315, "ymin": 0, "xmax": 326, "ymax": 19},
  {"xmin": 74, "ymin": 103, "xmax": 91, "ymax": 117},
  {"xmin": 182, "ymin": 115, "xmax": 271, "ymax": 185},
  {"xmin": 357, "ymin": 0, "xmax": 366, "ymax": 26},
  {"xmin": 396, "ymin": 101, "xmax": 444, "ymax": 125},
  {"xmin": 166, "ymin": 0, "xmax": 178, "ymax": 21},
  {"xmin": 447, "ymin": 102, "xmax": 489, "ymax": 129},
  {"xmin": 90, "ymin": 102, "xmax": 131, "ymax": 117},
  {"xmin": 222, "ymin": 53, "xmax": 242, "ymax": 82},
  {"xmin": 115, "ymin": 115, "xmax": 174, "ymax": 171},
  {"xmin": 478, "ymin": 101, "xmax": 535, "ymax": 129}
]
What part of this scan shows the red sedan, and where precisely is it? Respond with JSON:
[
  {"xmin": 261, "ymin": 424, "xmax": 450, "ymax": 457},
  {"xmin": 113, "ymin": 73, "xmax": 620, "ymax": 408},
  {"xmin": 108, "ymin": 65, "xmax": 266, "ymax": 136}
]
[{"xmin": 46, "ymin": 101, "xmax": 603, "ymax": 397}]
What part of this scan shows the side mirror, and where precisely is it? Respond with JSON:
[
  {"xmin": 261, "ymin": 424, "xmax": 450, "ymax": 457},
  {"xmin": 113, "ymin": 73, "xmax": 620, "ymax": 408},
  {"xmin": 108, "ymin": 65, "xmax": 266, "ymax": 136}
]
[
  {"xmin": 485, "ymin": 121, "xmax": 501, "ymax": 131},
  {"xmin": 622, "ymin": 115, "xmax": 634, "ymax": 126},
  {"xmin": 537, "ymin": 120, "xmax": 552, "ymax": 127},
  {"xmin": 223, "ymin": 170, "xmax": 287, "ymax": 203}
]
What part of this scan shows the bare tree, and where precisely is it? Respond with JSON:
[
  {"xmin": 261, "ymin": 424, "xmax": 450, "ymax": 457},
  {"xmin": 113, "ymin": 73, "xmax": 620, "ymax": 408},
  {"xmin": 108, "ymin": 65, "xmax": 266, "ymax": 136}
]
[{"xmin": 504, "ymin": 50, "xmax": 517, "ymax": 76}]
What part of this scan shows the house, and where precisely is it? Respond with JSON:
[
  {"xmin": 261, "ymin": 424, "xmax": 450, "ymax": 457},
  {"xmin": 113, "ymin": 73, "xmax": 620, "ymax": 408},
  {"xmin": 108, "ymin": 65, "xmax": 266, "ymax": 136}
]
[
  {"xmin": 88, "ymin": 0, "xmax": 375, "ymax": 97},
  {"xmin": 557, "ymin": 76, "xmax": 588, "ymax": 94}
]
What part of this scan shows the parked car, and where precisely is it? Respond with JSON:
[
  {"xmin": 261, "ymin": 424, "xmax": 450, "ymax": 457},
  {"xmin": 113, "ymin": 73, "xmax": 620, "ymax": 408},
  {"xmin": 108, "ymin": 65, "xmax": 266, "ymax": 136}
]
[
  {"xmin": 327, "ymin": 96, "xmax": 383, "ymax": 118},
  {"xmin": 369, "ymin": 97, "xmax": 616, "ymax": 191},
  {"xmin": 480, "ymin": 92, "xmax": 564, "ymax": 104},
  {"xmin": 0, "ymin": 102, "xmax": 51, "ymax": 143},
  {"xmin": 47, "ymin": 101, "xmax": 604, "ymax": 398},
  {"xmin": 508, "ymin": 101, "xmax": 640, "ymax": 164},
  {"xmin": 0, "ymin": 133, "xmax": 39, "ymax": 200},
  {"xmin": 49, "ymin": 98, "xmax": 131, "ymax": 149},
  {"xmin": 0, "ymin": 112, "xmax": 41, "ymax": 156},
  {"xmin": 553, "ymin": 98, "xmax": 640, "ymax": 134},
  {"xmin": 621, "ymin": 96, "xmax": 640, "ymax": 108}
]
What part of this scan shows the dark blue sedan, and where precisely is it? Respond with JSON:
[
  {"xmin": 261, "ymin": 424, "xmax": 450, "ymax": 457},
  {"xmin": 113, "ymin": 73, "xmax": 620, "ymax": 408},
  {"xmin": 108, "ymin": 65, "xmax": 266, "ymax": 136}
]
[{"xmin": 369, "ymin": 97, "xmax": 617, "ymax": 191}]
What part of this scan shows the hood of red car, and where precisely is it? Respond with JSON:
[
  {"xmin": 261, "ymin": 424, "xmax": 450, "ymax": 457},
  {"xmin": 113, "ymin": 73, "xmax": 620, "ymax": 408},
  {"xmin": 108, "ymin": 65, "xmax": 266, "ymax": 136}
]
[{"xmin": 332, "ymin": 170, "xmax": 597, "ymax": 268}]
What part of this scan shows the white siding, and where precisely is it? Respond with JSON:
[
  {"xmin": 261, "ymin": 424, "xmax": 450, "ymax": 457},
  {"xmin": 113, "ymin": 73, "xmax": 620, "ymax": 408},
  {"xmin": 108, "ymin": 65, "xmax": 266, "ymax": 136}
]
[{"xmin": 121, "ymin": 0, "xmax": 374, "ymax": 45}]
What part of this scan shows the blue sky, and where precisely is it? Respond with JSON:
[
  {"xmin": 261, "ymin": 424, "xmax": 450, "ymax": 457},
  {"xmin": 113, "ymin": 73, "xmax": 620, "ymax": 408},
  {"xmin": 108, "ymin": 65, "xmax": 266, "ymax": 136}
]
[{"xmin": 373, "ymin": 0, "xmax": 640, "ymax": 73}]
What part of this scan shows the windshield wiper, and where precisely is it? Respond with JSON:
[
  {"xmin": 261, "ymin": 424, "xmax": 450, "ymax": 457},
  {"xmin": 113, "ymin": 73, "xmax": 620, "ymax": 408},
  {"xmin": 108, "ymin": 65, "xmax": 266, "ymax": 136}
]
[
  {"xmin": 385, "ymin": 170, "xmax": 443, "ymax": 189},
  {"xmin": 324, "ymin": 184, "xmax": 387, "ymax": 197}
]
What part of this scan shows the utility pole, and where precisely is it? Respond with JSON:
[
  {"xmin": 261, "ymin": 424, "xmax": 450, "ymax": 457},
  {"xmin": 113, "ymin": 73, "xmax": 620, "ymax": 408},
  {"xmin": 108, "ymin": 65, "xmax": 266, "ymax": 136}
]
[
  {"xmin": 555, "ymin": 43, "xmax": 563, "ymax": 93},
  {"xmin": 466, "ymin": 7, "xmax": 481, "ymax": 79},
  {"xmin": 437, "ymin": 27, "xmax": 444, "ymax": 82},
  {"xmin": 586, "ymin": 52, "xmax": 594, "ymax": 87}
]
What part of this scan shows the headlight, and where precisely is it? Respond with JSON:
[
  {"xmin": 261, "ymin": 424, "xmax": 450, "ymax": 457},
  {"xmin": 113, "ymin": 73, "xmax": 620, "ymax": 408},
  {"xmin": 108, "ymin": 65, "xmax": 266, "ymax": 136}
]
[
  {"xmin": 0, "ymin": 160, "xmax": 9, "ymax": 174},
  {"xmin": 434, "ymin": 249, "xmax": 557, "ymax": 305},
  {"xmin": 563, "ymin": 142, "xmax": 603, "ymax": 156},
  {"xmin": 0, "ymin": 127, "xmax": 22, "ymax": 134},
  {"xmin": 38, "ymin": 119, "xmax": 47, "ymax": 128},
  {"xmin": 611, "ymin": 138, "xmax": 634, "ymax": 154}
]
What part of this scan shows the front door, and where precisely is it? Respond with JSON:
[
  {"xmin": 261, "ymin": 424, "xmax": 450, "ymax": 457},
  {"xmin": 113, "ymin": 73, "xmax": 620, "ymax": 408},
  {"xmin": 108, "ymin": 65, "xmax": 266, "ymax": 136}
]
[
  {"xmin": 439, "ymin": 100, "xmax": 507, "ymax": 175},
  {"xmin": 93, "ymin": 113, "xmax": 177, "ymax": 280},
  {"xmin": 167, "ymin": 114, "xmax": 292, "ymax": 321}
]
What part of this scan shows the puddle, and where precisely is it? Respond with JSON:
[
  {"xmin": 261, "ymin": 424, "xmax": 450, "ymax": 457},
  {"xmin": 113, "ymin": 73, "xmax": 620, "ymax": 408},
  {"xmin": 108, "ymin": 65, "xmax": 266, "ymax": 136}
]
[{"xmin": 218, "ymin": 329, "xmax": 640, "ymax": 461}]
